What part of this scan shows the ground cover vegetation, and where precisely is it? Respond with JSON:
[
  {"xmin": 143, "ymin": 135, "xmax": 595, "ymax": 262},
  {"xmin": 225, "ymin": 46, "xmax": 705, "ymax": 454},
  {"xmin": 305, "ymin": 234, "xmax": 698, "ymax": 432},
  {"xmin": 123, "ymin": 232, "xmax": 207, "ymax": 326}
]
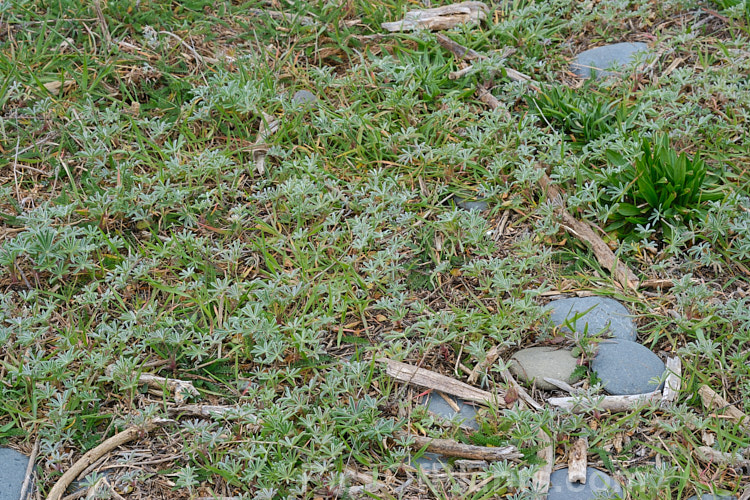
[{"xmin": 1, "ymin": 0, "xmax": 750, "ymax": 497}]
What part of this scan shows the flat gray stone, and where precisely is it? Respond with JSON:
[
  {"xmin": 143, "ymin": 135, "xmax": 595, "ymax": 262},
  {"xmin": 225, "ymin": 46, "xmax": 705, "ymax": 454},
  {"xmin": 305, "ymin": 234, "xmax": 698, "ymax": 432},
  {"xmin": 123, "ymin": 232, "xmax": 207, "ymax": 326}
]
[
  {"xmin": 413, "ymin": 452, "xmax": 448, "ymax": 471},
  {"xmin": 509, "ymin": 347, "xmax": 581, "ymax": 391},
  {"xmin": 292, "ymin": 90, "xmax": 318, "ymax": 105},
  {"xmin": 548, "ymin": 467, "xmax": 623, "ymax": 499},
  {"xmin": 423, "ymin": 393, "xmax": 479, "ymax": 430},
  {"xmin": 592, "ymin": 340, "xmax": 665, "ymax": 395},
  {"xmin": 546, "ymin": 296, "xmax": 637, "ymax": 342},
  {"xmin": 0, "ymin": 448, "xmax": 30, "ymax": 500},
  {"xmin": 571, "ymin": 42, "xmax": 649, "ymax": 79},
  {"xmin": 686, "ymin": 495, "xmax": 736, "ymax": 500},
  {"xmin": 453, "ymin": 195, "xmax": 488, "ymax": 211}
]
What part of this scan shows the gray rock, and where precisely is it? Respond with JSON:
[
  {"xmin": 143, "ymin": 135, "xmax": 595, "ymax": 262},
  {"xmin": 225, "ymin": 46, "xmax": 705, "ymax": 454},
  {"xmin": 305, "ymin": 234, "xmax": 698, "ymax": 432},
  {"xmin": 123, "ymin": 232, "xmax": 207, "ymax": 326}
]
[
  {"xmin": 292, "ymin": 90, "xmax": 318, "ymax": 105},
  {"xmin": 592, "ymin": 339, "xmax": 665, "ymax": 395},
  {"xmin": 509, "ymin": 347, "xmax": 581, "ymax": 391},
  {"xmin": 0, "ymin": 448, "xmax": 30, "ymax": 500},
  {"xmin": 571, "ymin": 42, "xmax": 649, "ymax": 79},
  {"xmin": 413, "ymin": 452, "xmax": 448, "ymax": 471},
  {"xmin": 546, "ymin": 296, "xmax": 637, "ymax": 342},
  {"xmin": 686, "ymin": 495, "xmax": 736, "ymax": 500},
  {"xmin": 453, "ymin": 195, "xmax": 488, "ymax": 211},
  {"xmin": 424, "ymin": 393, "xmax": 479, "ymax": 430},
  {"xmin": 548, "ymin": 467, "xmax": 623, "ymax": 499}
]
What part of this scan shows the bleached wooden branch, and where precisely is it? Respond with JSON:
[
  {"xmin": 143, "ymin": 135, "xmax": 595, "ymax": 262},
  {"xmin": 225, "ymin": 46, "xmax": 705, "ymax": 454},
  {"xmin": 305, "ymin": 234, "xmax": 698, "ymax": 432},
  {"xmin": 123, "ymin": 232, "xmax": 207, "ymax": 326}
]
[
  {"xmin": 435, "ymin": 33, "xmax": 532, "ymax": 83},
  {"xmin": 539, "ymin": 173, "xmax": 639, "ymax": 291},
  {"xmin": 396, "ymin": 431, "xmax": 521, "ymax": 461},
  {"xmin": 698, "ymin": 385, "xmax": 750, "ymax": 430},
  {"xmin": 695, "ymin": 446, "xmax": 750, "ymax": 469},
  {"xmin": 381, "ymin": 358, "xmax": 504, "ymax": 406},
  {"xmin": 253, "ymin": 112, "xmax": 280, "ymax": 176},
  {"xmin": 532, "ymin": 428, "xmax": 554, "ymax": 495},
  {"xmin": 568, "ymin": 437, "xmax": 588, "ymax": 484},
  {"xmin": 547, "ymin": 390, "xmax": 661, "ymax": 413},
  {"xmin": 46, "ymin": 419, "xmax": 171, "ymax": 500},
  {"xmin": 661, "ymin": 356, "xmax": 682, "ymax": 406},
  {"xmin": 382, "ymin": 2, "xmax": 488, "ymax": 32},
  {"xmin": 105, "ymin": 365, "xmax": 199, "ymax": 403}
]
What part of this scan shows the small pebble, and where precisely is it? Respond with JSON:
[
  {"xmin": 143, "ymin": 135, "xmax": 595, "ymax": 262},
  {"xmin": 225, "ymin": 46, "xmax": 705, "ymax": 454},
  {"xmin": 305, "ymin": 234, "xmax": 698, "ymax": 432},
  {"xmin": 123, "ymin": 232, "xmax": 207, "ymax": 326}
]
[
  {"xmin": 592, "ymin": 339, "xmax": 665, "ymax": 395},
  {"xmin": 546, "ymin": 296, "xmax": 637, "ymax": 342},
  {"xmin": 685, "ymin": 495, "xmax": 736, "ymax": 500},
  {"xmin": 548, "ymin": 467, "xmax": 623, "ymax": 499},
  {"xmin": 571, "ymin": 42, "xmax": 649, "ymax": 79}
]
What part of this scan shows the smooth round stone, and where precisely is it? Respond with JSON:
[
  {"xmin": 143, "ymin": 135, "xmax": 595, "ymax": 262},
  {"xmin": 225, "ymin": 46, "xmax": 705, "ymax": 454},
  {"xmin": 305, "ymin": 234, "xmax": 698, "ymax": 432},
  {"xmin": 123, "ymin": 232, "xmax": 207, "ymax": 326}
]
[
  {"xmin": 509, "ymin": 347, "xmax": 580, "ymax": 391},
  {"xmin": 292, "ymin": 90, "xmax": 318, "ymax": 105},
  {"xmin": 592, "ymin": 340, "xmax": 665, "ymax": 395},
  {"xmin": 571, "ymin": 42, "xmax": 649, "ymax": 79},
  {"xmin": 686, "ymin": 495, "xmax": 736, "ymax": 500},
  {"xmin": 0, "ymin": 448, "xmax": 30, "ymax": 499},
  {"xmin": 546, "ymin": 296, "xmax": 637, "ymax": 342},
  {"xmin": 548, "ymin": 467, "xmax": 623, "ymax": 499},
  {"xmin": 423, "ymin": 393, "xmax": 479, "ymax": 430},
  {"xmin": 453, "ymin": 195, "xmax": 488, "ymax": 211}
]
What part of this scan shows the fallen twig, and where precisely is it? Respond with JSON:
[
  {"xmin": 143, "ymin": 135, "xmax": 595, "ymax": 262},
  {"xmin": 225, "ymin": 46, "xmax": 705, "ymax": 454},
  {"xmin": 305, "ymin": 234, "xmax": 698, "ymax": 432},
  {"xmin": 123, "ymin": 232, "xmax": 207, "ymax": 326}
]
[
  {"xmin": 661, "ymin": 356, "xmax": 681, "ymax": 406},
  {"xmin": 253, "ymin": 112, "xmax": 280, "ymax": 176},
  {"xmin": 539, "ymin": 173, "xmax": 639, "ymax": 291},
  {"xmin": 46, "ymin": 419, "xmax": 171, "ymax": 500},
  {"xmin": 547, "ymin": 391, "xmax": 661, "ymax": 413},
  {"xmin": 467, "ymin": 345, "xmax": 502, "ymax": 384},
  {"xmin": 695, "ymin": 446, "xmax": 750, "ymax": 469},
  {"xmin": 435, "ymin": 33, "xmax": 532, "ymax": 83},
  {"xmin": 381, "ymin": 358, "xmax": 504, "ymax": 406},
  {"xmin": 396, "ymin": 431, "xmax": 521, "ymax": 461},
  {"xmin": 382, "ymin": 2, "xmax": 488, "ymax": 32},
  {"xmin": 105, "ymin": 365, "xmax": 199, "ymax": 403},
  {"xmin": 698, "ymin": 385, "xmax": 750, "ymax": 430},
  {"xmin": 498, "ymin": 361, "xmax": 542, "ymax": 410},
  {"xmin": 532, "ymin": 428, "xmax": 554, "ymax": 495},
  {"xmin": 543, "ymin": 377, "xmax": 581, "ymax": 395},
  {"xmin": 568, "ymin": 437, "xmax": 588, "ymax": 484}
]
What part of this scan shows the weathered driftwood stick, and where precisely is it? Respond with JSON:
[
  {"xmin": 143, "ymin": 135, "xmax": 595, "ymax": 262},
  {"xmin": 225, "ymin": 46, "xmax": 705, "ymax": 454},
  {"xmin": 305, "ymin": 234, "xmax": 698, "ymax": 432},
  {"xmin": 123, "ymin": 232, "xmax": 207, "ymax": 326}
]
[
  {"xmin": 695, "ymin": 446, "xmax": 750, "ymax": 469},
  {"xmin": 105, "ymin": 365, "xmax": 199, "ymax": 403},
  {"xmin": 253, "ymin": 112, "xmax": 280, "ymax": 176},
  {"xmin": 46, "ymin": 419, "xmax": 170, "ymax": 500},
  {"xmin": 467, "ymin": 345, "xmax": 502, "ymax": 384},
  {"xmin": 397, "ymin": 431, "xmax": 521, "ymax": 461},
  {"xmin": 435, "ymin": 33, "xmax": 531, "ymax": 83},
  {"xmin": 698, "ymin": 385, "xmax": 750, "ymax": 429},
  {"xmin": 532, "ymin": 428, "xmax": 554, "ymax": 494},
  {"xmin": 382, "ymin": 358, "xmax": 503, "ymax": 406},
  {"xmin": 544, "ymin": 377, "xmax": 580, "ymax": 395},
  {"xmin": 382, "ymin": 2, "xmax": 488, "ymax": 32},
  {"xmin": 568, "ymin": 437, "xmax": 588, "ymax": 484},
  {"xmin": 661, "ymin": 356, "xmax": 682, "ymax": 406},
  {"xmin": 547, "ymin": 391, "xmax": 661, "ymax": 413},
  {"xmin": 476, "ymin": 84, "xmax": 511, "ymax": 120},
  {"xmin": 498, "ymin": 362, "xmax": 542, "ymax": 410},
  {"xmin": 539, "ymin": 173, "xmax": 639, "ymax": 291}
]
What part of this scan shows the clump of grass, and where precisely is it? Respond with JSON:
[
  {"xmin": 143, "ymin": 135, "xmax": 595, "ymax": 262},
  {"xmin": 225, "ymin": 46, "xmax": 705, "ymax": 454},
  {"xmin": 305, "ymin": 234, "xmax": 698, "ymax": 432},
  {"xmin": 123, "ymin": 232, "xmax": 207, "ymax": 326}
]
[
  {"xmin": 600, "ymin": 135, "xmax": 725, "ymax": 240},
  {"xmin": 526, "ymin": 83, "xmax": 632, "ymax": 145}
]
